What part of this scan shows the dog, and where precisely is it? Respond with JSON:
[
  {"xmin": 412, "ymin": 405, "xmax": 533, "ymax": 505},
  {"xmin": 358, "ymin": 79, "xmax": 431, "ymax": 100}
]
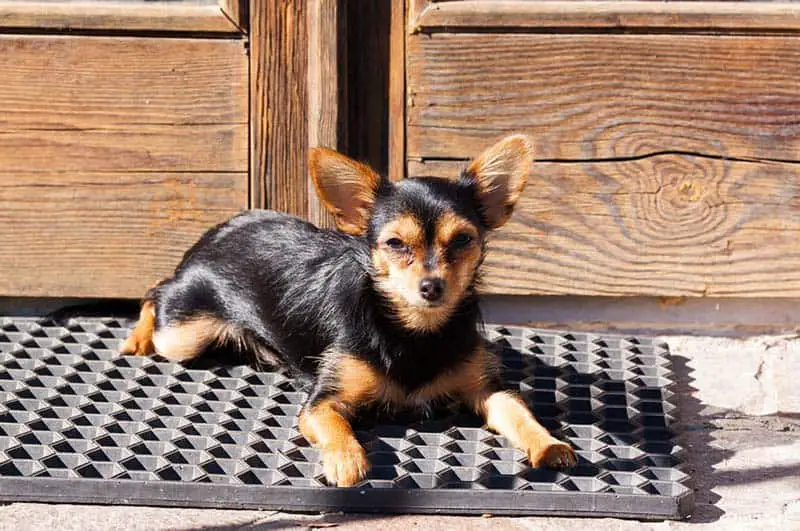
[{"xmin": 120, "ymin": 134, "xmax": 577, "ymax": 487}]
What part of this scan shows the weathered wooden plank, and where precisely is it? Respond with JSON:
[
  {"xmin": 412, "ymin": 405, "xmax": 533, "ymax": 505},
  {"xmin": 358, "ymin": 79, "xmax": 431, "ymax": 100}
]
[
  {"xmin": 389, "ymin": 0, "xmax": 406, "ymax": 181},
  {"xmin": 0, "ymin": 36, "xmax": 248, "ymax": 172},
  {"xmin": 409, "ymin": 157, "xmax": 800, "ymax": 298},
  {"xmin": 0, "ymin": 35, "xmax": 248, "ymax": 298},
  {"xmin": 307, "ymin": 0, "xmax": 338, "ymax": 228},
  {"xmin": 413, "ymin": 1, "xmax": 800, "ymax": 32},
  {"xmin": 0, "ymin": 172, "xmax": 247, "ymax": 298},
  {"xmin": 407, "ymin": 34, "xmax": 800, "ymax": 162},
  {"xmin": 250, "ymin": 0, "xmax": 309, "ymax": 215},
  {"xmin": 0, "ymin": 1, "xmax": 240, "ymax": 33}
]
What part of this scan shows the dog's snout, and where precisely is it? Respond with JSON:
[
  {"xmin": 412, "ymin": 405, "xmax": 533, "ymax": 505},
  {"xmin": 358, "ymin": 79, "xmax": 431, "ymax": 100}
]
[{"xmin": 419, "ymin": 278, "xmax": 444, "ymax": 302}]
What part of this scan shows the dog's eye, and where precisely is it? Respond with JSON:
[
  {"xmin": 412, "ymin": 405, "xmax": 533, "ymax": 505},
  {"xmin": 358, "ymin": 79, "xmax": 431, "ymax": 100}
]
[
  {"xmin": 451, "ymin": 233, "xmax": 473, "ymax": 249},
  {"xmin": 385, "ymin": 238, "xmax": 405, "ymax": 250}
]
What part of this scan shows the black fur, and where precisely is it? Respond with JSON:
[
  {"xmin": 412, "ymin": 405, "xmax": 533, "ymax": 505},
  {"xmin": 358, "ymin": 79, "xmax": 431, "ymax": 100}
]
[{"xmin": 150, "ymin": 176, "xmax": 493, "ymax": 409}]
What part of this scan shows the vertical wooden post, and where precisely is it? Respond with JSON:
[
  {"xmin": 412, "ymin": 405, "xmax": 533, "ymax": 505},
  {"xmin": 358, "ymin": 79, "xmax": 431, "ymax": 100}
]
[
  {"xmin": 250, "ymin": 0, "xmax": 309, "ymax": 217},
  {"xmin": 307, "ymin": 0, "xmax": 338, "ymax": 228},
  {"xmin": 250, "ymin": 0, "xmax": 339, "ymax": 227},
  {"xmin": 250, "ymin": 0, "xmax": 393, "ymax": 225},
  {"xmin": 389, "ymin": 0, "xmax": 406, "ymax": 182}
]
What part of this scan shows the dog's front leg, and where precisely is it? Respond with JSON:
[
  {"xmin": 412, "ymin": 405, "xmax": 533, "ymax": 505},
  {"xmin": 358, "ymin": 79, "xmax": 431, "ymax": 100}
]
[
  {"xmin": 471, "ymin": 390, "xmax": 577, "ymax": 469},
  {"xmin": 298, "ymin": 398, "xmax": 369, "ymax": 487},
  {"xmin": 298, "ymin": 353, "xmax": 385, "ymax": 487}
]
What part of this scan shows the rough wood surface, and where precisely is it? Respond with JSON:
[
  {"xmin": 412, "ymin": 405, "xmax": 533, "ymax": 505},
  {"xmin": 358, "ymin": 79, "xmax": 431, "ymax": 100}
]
[
  {"xmin": 409, "ymin": 157, "xmax": 800, "ymax": 297},
  {"xmin": 0, "ymin": 36, "xmax": 248, "ymax": 173},
  {"xmin": 389, "ymin": 0, "xmax": 406, "ymax": 181},
  {"xmin": 0, "ymin": 36, "xmax": 248, "ymax": 298},
  {"xmin": 413, "ymin": 1, "xmax": 800, "ymax": 32},
  {"xmin": 250, "ymin": 0, "xmax": 308, "ymax": 215},
  {"xmin": 307, "ymin": 0, "xmax": 338, "ymax": 228},
  {"xmin": 0, "ymin": 172, "xmax": 247, "ymax": 298},
  {"xmin": 0, "ymin": 1, "xmax": 240, "ymax": 32},
  {"xmin": 407, "ymin": 34, "xmax": 800, "ymax": 162},
  {"xmin": 219, "ymin": 0, "xmax": 248, "ymax": 32}
]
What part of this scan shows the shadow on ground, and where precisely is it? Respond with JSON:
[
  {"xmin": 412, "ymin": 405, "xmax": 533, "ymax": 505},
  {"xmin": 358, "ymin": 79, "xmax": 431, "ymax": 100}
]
[{"xmin": 669, "ymin": 354, "xmax": 729, "ymax": 523}]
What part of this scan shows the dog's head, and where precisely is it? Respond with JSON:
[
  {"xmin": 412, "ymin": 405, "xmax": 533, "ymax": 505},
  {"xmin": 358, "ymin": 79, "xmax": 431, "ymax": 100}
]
[{"xmin": 310, "ymin": 135, "xmax": 533, "ymax": 333}]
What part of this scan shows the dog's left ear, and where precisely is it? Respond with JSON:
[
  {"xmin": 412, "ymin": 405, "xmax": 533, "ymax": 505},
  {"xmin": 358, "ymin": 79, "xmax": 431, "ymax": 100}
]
[
  {"xmin": 461, "ymin": 134, "xmax": 533, "ymax": 230},
  {"xmin": 310, "ymin": 148, "xmax": 384, "ymax": 235}
]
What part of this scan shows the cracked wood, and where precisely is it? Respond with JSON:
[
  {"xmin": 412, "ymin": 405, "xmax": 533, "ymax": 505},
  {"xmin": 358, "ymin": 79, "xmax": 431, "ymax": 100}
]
[
  {"xmin": 407, "ymin": 32, "xmax": 800, "ymax": 297},
  {"xmin": 407, "ymin": 34, "xmax": 800, "ymax": 162},
  {"xmin": 410, "ymin": 156, "xmax": 800, "ymax": 297}
]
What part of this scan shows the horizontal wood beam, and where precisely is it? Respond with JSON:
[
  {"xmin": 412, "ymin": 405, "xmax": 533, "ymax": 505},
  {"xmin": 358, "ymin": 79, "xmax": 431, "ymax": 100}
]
[
  {"xmin": 414, "ymin": 1, "xmax": 800, "ymax": 33},
  {"xmin": 408, "ymin": 33, "xmax": 800, "ymax": 162},
  {"xmin": 0, "ymin": 1, "xmax": 241, "ymax": 33}
]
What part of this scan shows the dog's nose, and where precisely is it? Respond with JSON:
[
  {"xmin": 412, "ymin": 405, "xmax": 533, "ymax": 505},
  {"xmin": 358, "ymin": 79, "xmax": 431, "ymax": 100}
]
[{"xmin": 419, "ymin": 278, "xmax": 444, "ymax": 302}]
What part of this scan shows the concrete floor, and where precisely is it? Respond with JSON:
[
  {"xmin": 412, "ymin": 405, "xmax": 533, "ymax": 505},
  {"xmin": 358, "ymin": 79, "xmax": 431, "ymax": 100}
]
[{"xmin": 0, "ymin": 334, "xmax": 798, "ymax": 531}]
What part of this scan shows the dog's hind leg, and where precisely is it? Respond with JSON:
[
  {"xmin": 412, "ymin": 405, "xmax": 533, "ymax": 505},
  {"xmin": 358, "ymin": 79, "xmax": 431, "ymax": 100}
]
[
  {"xmin": 151, "ymin": 315, "xmax": 238, "ymax": 362},
  {"xmin": 120, "ymin": 300, "xmax": 157, "ymax": 356}
]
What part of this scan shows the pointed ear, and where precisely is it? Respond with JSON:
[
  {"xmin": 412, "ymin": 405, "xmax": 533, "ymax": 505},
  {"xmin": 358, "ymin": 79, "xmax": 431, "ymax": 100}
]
[
  {"xmin": 460, "ymin": 134, "xmax": 533, "ymax": 230},
  {"xmin": 309, "ymin": 148, "xmax": 384, "ymax": 235}
]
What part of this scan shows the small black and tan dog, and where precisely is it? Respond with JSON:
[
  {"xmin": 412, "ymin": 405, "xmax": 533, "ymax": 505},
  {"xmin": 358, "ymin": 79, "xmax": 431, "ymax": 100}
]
[{"xmin": 121, "ymin": 134, "xmax": 577, "ymax": 487}]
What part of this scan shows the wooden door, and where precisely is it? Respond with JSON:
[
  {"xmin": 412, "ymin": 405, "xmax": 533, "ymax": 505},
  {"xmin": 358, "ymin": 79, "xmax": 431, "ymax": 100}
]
[
  {"xmin": 405, "ymin": 0, "xmax": 800, "ymax": 297},
  {"xmin": 0, "ymin": 0, "xmax": 249, "ymax": 298}
]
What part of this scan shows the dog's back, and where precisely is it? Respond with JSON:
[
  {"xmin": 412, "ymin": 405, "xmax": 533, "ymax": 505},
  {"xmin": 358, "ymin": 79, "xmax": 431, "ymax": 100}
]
[{"xmin": 152, "ymin": 210, "xmax": 370, "ymax": 373}]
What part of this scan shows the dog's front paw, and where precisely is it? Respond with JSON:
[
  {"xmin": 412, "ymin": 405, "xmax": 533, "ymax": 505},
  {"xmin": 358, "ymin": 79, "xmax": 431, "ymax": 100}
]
[
  {"xmin": 321, "ymin": 443, "xmax": 370, "ymax": 487},
  {"xmin": 529, "ymin": 439, "xmax": 577, "ymax": 470}
]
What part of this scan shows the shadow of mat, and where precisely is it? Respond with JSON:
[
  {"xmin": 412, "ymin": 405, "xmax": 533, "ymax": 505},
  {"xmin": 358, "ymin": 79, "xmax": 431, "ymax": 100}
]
[{"xmin": 670, "ymin": 354, "xmax": 730, "ymax": 523}]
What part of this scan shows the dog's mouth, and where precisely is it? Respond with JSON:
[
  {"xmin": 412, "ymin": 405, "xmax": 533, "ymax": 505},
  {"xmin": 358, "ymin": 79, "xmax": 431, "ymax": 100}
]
[{"xmin": 415, "ymin": 298, "xmax": 446, "ymax": 309}]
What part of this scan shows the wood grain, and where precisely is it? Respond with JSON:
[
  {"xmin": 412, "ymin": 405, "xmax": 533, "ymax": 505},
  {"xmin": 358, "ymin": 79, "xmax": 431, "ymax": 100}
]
[
  {"xmin": 389, "ymin": 0, "xmax": 406, "ymax": 182},
  {"xmin": 0, "ymin": 35, "xmax": 248, "ymax": 298},
  {"xmin": 0, "ymin": 1, "xmax": 240, "ymax": 33},
  {"xmin": 413, "ymin": 1, "xmax": 800, "ymax": 32},
  {"xmin": 407, "ymin": 34, "xmax": 800, "ymax": 162},
  {"xmin": 219, "ymin": 0, "xmax": 248, "ymax": 32},
  {"xmin": 0, "ymin": 172, "xmax": 247, "ymax": 298},
  {"xmin": 0, "ymin": 36, "xmax": 248, "ymax": 173},
  {"xmin": 409, "ymin": 157, "xmax": 800, "ymax": 297},
  {"xmin": 307, "ymin": 0, "xmax": 339, "ymax": 228},
  {"xmin": 250, "ymin": 0, "xmax": 308, "ymax": 215}
]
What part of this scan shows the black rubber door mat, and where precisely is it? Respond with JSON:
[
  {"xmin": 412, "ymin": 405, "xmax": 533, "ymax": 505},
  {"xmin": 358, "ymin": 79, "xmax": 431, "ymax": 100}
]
[{"xmin": 0, "ymin": 317, "xmax": 693, "ymax": 519}]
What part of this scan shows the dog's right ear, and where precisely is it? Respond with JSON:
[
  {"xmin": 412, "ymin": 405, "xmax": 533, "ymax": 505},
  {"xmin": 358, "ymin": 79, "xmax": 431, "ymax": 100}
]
[{"xmin": 309, "ymin": 148, "xmax": 384, "ymax": 236}]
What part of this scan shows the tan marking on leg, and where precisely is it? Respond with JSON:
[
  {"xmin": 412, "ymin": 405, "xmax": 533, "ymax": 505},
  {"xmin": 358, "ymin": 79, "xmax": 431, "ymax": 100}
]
[
  {"xmin": 335, "ymin": 355, "xmax": 405, "ymax": 405},
  {"xmin": 298, "ymin": 399, "xmax": 369, "ymax": 487},
  {"xmin": 151, "ymin": 315, "xmax": 237, "ymax": 362},
  {"xmin": 298, "ymin": 354, "xmax": 406, "ymax": 487},
  {"xmin": 477, "ymin": 391, "xmax": 577, "ymax": 469},
  {"xmin": 120, "ymin": 300, "xmax": 156, "ymax": 356},
  {"xmin": 422, "ymin": 345, "xmax": 576, "ymax": 469}
]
